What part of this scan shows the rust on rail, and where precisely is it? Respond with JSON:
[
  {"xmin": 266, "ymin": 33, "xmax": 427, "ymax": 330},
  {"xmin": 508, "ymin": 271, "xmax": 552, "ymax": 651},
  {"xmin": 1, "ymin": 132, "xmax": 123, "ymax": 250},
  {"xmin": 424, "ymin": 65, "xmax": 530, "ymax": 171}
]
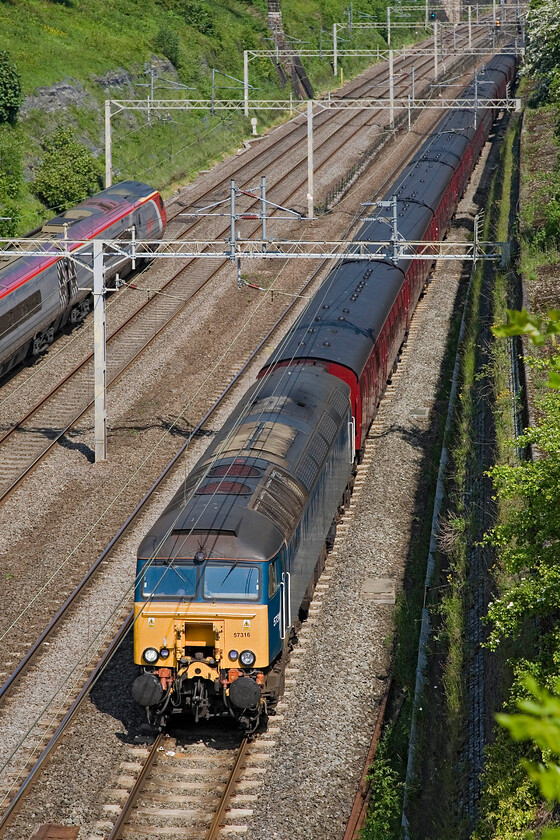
[{"xmin": 343, "ymin": 678, "xmax": 392, "ymax": 840}]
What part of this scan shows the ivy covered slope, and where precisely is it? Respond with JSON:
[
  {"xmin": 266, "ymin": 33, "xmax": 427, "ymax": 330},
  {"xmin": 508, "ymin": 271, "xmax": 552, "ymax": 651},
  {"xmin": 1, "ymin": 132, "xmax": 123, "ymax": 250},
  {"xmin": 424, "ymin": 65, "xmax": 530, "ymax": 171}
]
[
  {"xmin": 473, "ymin": 1, "xmax": 560, "ymax": 836},
  {"xmin": 0, "ymin": 0, "xmax": 402, "ymax": 234}
]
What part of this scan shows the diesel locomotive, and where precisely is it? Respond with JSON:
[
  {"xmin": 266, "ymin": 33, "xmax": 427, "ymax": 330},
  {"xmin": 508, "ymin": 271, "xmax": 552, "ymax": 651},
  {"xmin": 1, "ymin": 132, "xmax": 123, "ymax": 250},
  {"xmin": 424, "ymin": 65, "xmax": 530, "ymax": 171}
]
[
  {"xmin": 132, "ymin": 54, "xmax": 517, "ymax": 733},
  {"xmin": 0, "ymin": 181, "xmax": 166, "ymax": 379}
]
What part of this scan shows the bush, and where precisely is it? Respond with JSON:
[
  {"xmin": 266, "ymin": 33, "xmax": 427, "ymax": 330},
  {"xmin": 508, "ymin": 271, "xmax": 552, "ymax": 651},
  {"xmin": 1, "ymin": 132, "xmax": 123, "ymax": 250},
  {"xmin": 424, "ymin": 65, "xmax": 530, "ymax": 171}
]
[
  {"xmin": 362, "ymin": 730, "xmax": 402, "ymax": 838},
  {"xmin": 158, "ymin": 0, "xmax": 215, "ymax": 34},
  {"xmin": 175, "ymin": 1, "xmax": 214, "ymax": 35},
  {"xmin": 154, "ymin": 24, "xmax": 180, "ymax": 67},
  {"xmin": 0, "ymin": 50, "xmax": 23, "ymax": 125},
  {"xmin": 32, "ymin": 127, "xmax": 100, "ymax": 211},
  {"xmin": 0, "ymin": 125, "xmax": 23, "ymax": 234}
]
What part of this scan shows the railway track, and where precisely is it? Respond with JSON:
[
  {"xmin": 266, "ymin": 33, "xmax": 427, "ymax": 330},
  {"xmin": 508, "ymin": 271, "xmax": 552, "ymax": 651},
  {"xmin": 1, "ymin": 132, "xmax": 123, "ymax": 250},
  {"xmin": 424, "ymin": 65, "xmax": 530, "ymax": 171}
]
[
  {"xmin": 0, "ymin": 26, "xmax": 493, "ymax": 484},
  {"xmin": 0, "ymin": 29, "xmax": 508, "ymax": 836},
  {"xmin": 102, "ymin": 731, "xmax": 260, "ymax": 840},
  {"xmin": 0, "ymin": 76, "xmax": 448, "ymax": 702},
  {"xmin": 0, "ymin": 31, "xmax": 495, "ymax": 503},
  {"xmin": 0, "ymin": 273, "xmax": 432, "ymax": 837},
  {"xmin": 0, "ymin": 270, "xmax": 321, "ymax": 816}
]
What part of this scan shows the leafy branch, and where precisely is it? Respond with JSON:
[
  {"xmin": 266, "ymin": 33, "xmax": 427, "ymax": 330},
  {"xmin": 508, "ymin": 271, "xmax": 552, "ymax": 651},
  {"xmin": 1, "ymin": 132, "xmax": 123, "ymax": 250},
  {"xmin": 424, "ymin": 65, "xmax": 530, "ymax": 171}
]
[
  {"xmin": 493, "ymin": 308, "xmax": 560, "ymax": 388},
  {"xmin": 498, "ymin": 677, "xmax": 560, "ymax": 839}
]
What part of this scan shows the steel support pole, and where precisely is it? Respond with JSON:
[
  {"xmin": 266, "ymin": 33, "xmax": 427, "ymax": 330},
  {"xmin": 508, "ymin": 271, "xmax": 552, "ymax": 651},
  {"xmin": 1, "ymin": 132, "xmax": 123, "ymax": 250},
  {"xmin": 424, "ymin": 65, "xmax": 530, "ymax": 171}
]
[
  {"xmin": 230, "ymin": 180, "xmax": 236, "ymax": 259},
  {"xmin": 387, "ymin": 6, "xmax": 391, "ymax": 46},
  {"xmin": 389, "ymin": 49, "xmax": 394, "ymax": 129},
  {"xmin": 333, "ymin": 24, "xmax": 338, "ymax": 75},
  {"xmin": 468, "ymin": 6, "xmax": 472, "ymax": 48},
  {"xmin": 474, "ymin": 68, "xmax": 478, "ymax": 130},
  {"xmin": 148, "ymin": 66, "xmax": 154, "ymax": 126},
  {"xmin": 261, "ymin": 175, "xmax": 266, "ymax": 244},
  {"xmin": 104, "ymin": 100, "xmax": 112, "ymax": 189},
  {"xmin": 93, "ymin": 240, "xmax": 107, "ymax": 462},
  {"xmin": 492, "ymin": 0, "xmax": 496, "ymax": 24},
  {"xmin": 425, "ymin": 0, "xmax": 428, "ymax": 27},
  {"xmin": 307, "ymin": 101, "xmax": 314, "ymax": 219},
  {"xmin": 433, "ymin": 20, "xmax": 438, "ymax": 81},
  {"xmin": 243, "ymin": 51, "xmax": 249, "ymax": 117}
]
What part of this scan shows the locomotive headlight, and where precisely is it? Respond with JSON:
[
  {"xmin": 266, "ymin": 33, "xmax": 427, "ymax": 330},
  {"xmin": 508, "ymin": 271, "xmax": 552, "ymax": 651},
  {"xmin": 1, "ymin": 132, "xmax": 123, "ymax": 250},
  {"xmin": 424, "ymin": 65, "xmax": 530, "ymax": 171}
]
[
  {"xmin": 228, "ymin": 649, "xmax": 239, "ymax": 661},
  {"xmin": 143, "ymin": 647, "xmax": 159, "ymax": 664},
  {"xmin": 159, "ymin": 647, "xmax": 170, "ymax": 659},
  {"xmin": 239, "ymin": 649, "xmax": 256, "ymax": 667}
]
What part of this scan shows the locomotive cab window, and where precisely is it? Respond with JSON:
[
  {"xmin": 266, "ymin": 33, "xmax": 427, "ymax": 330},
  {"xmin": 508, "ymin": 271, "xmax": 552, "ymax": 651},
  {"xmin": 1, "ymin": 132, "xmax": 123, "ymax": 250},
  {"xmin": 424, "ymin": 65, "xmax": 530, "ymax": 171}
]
[
  {"xmin": 140, "ymin": 563, "xmax": 197, "ymax": 600},
  {"xmin": 203, "ymin": 563, "xmax": 261, "ymax": 601}
]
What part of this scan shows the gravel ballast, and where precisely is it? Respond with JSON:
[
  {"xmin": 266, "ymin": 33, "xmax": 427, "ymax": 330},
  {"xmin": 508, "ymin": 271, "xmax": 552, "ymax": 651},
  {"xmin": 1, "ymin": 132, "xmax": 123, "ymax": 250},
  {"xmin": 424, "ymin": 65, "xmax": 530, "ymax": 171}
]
[{"xmin": 0, "ymin": 48, "xmax": 500, "ymax": 839}]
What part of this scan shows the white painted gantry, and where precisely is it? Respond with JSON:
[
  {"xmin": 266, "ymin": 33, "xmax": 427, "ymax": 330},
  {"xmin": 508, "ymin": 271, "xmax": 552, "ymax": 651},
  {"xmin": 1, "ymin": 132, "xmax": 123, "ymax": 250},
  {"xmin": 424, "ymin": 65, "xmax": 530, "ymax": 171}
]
[
  {"xmin": 105, "ymin": 87, "xmax": 521, "ymax": 191},
  {"xmin": 1, "ymin": 224, "xmax": 508, "ymax": 462},
  {"xmin": 104, "ymin": 10, "xmax": 524, "ymax": 185}
]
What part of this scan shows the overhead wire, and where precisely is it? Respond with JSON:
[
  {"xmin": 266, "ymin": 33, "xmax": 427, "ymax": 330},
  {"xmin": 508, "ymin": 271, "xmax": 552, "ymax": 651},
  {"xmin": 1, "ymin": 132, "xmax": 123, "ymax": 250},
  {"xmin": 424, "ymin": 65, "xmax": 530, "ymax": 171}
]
[{"xmin": 0, "ymin": 51, "xmax": 505, "ymax": 641}]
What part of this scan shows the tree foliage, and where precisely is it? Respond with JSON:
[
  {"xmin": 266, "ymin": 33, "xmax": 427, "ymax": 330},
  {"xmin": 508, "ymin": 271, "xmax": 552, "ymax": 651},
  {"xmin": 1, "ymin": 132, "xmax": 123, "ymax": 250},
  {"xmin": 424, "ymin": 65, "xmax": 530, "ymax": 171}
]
[
  {"xmin": 483, "ymin": 389, "xmax": 560, "ymax": 649},
  {"xmin": 525, "ymin": 1, "xmax": 560, "ymax": 87},
  {"xmin": 497, "ymin": 677, "xmax": 560, "ymax": 840},
  {"xmin": 0, "ymin": 49, "xmax": 23, "ymax": 125},
  {"xmin": 32, "ymin": 127, "xmax": 99, "ymax": 211},
  {"xmin": 0, "ymin": 125, "xmax": 23, "ymax": 235},
  {"xmin": 154, "ymin": 23, "xmax": 181, "ymax": 67},
  {"xmin": 493, "ymin": 308, "xmax": 560, "ymax": 389}
]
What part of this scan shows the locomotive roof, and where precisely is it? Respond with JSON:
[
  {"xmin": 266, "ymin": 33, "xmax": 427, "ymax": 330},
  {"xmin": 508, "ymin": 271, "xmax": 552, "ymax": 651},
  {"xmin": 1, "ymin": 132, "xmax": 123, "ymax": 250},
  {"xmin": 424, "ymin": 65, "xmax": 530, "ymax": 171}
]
[
  {"xmin": 137, "ymin": 365, "xmax": 351, "ymax": 563},
  {"xmin": 40, "ymin": 180, "xmax": 157, "ymax": 239}
]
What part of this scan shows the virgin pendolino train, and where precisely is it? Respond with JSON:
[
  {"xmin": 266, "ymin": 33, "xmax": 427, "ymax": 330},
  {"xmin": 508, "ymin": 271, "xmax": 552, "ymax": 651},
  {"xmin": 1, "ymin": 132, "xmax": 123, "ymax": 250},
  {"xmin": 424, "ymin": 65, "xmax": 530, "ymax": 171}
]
[
  {"xmin": 0, "ymin": 181, "xmax": 166, "ymax": 379},
  {"xmin": 132, "ymin": 54, "xmax": 517, "ymax": 733}
]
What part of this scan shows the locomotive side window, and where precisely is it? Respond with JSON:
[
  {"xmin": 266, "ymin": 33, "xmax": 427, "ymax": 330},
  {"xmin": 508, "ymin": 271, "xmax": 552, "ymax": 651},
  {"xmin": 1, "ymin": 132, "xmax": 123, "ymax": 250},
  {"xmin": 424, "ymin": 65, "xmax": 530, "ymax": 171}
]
[
  {"xmin": 268, "ymin": 555, "xmax": 282, "ymax": 597},
  {"xmin": 203, "ymin": 563, "xmax": 261, "ymax": 601},
  {"xmin": 0, "ymin": 290, "xmax": 42, "ymax": 339}
]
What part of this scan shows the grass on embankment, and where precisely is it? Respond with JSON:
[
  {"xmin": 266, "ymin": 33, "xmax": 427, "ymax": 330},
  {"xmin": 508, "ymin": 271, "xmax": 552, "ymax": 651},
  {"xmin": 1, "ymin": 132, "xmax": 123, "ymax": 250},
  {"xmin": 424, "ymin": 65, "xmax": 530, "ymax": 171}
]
[
  {"xmin": 0, "ymin": 0, "xmax": 429, "ymax": 232},
  {"xmin": 362, "ymin": 109, "xmax": 524, "ymax": 840},
  {"xmin": 473, "ymin": 88, "xmax": 560, "ymax": 840}
]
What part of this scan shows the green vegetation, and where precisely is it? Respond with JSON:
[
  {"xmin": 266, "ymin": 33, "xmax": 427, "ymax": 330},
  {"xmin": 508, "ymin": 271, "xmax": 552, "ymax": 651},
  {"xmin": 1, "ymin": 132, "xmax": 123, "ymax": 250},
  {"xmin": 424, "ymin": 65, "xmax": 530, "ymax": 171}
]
[
  {"xmin": 32, "ymin": 126, "xmax": 101, "ymax": 210},
  {"xmin": 154, "ymin": 24, "xmax": 181, "ymax": 67},
  {"xmin": 498, "ymin": 677, "xmax": 560, "ymax": 840},
  {"xmin": 362, "ymin": 728, "xmax": 402, "ymax": 837},
  {"xmin": 0, "ymin": 0, "xmax": 427, "ymax": 231},
  {"xmin": 0, "ymin": 49, "xmax": 22, "ymax": 124},
  {"xmin": 470, "ymin": 1, "xmax": 560, "ymax": 835},
  {"xmin": 0, "ymin": 124, "xmax": 24, "ymax": 234}
]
